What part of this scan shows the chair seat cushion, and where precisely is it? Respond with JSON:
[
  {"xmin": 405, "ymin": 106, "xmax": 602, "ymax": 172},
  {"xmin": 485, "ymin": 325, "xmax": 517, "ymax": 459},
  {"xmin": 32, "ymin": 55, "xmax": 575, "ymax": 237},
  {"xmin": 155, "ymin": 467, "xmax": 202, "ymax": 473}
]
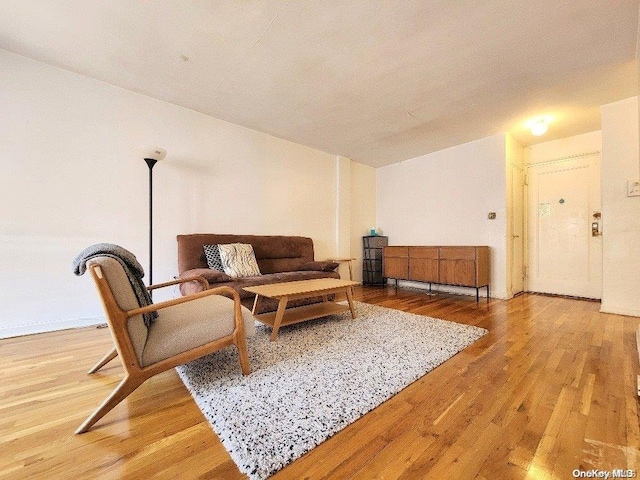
[{"xmin": 141, "ymin": 294, "xmax": 256, "ymax": 367}]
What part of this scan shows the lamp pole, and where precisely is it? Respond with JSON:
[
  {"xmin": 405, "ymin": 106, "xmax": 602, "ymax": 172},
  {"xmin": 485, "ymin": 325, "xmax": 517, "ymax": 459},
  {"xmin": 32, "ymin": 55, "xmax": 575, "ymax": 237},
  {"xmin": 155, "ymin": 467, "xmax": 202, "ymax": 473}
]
[
  {"xmin": 144, "ymin": 157, "xmax": 158, "ymax": 288},
  {"xmin": 139, "ymin": 146, "xmax": 167, "ymax": 292}
]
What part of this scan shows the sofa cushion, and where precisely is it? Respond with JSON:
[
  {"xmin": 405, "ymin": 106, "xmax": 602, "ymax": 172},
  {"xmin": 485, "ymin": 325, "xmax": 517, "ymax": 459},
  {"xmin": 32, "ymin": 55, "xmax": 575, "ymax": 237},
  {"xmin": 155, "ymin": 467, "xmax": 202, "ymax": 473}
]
[
  {"xmin": 203, "ymin": 244, "xmax": 225, "ymax": 271},
  {"xmin": 218, "ymin": 243, "xmax": 261, "ymax": 278},
  {"xmin": 298, "ymin": 261, "xmax": 339, "ymax": 272}
]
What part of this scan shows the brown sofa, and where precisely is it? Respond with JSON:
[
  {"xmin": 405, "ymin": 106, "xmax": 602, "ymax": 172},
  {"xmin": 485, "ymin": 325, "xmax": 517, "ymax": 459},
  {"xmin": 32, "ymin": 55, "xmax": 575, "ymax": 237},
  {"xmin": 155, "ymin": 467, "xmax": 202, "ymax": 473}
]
[{"xmin": 177, "ymin": 234, "xmax": 340, "ymax": 313}]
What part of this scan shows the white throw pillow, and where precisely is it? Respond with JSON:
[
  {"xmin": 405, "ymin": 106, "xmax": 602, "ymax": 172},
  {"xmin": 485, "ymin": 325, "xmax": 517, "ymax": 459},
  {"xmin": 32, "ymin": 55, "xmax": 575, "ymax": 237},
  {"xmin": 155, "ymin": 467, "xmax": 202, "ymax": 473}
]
[{"xmin": 217, "ymin": 243, "xmax": 261, "ymax": 278}]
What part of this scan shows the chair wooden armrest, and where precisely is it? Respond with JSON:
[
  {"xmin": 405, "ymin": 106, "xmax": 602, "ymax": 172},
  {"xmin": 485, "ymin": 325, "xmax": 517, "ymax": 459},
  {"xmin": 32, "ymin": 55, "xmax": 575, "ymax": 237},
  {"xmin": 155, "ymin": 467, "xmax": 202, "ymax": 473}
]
[
  {"xmin": 147, "ymin": 275, "xmax": 209, "ymax": 291},
  {"xmin": 127, "ymin": 286, "xmax": 239, "ymax": 318}
]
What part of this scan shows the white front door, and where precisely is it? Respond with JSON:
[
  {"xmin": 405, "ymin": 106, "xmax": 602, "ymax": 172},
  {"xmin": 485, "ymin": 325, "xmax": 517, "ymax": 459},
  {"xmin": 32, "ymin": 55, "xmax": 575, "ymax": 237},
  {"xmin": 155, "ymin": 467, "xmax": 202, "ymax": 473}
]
[{"xmin": 526, "ymin": 154, "xmax": 602, "ymax": 299}]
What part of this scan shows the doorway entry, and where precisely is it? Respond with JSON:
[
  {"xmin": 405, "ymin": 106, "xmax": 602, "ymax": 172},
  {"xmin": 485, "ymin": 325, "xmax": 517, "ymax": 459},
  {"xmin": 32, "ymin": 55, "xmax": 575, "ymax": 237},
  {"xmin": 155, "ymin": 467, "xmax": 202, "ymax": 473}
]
[{"xmin": 526, "ymin": 153, "xmax": 602, "ymax": 299}]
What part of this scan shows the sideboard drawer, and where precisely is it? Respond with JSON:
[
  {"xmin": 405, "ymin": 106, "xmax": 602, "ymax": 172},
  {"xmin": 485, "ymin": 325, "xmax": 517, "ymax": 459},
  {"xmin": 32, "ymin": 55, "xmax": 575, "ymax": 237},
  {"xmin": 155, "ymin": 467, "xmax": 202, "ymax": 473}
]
[
  {"xmin": 384, "ymin": 246, "xmax": 409, "ymax": 258},
  {"xmin": 439, "ymin": 246, "xmax": 476, "ymax": 260},
  {"xmin": 409, "ymin": 246, "xmax": 439, "ymax": 259}
]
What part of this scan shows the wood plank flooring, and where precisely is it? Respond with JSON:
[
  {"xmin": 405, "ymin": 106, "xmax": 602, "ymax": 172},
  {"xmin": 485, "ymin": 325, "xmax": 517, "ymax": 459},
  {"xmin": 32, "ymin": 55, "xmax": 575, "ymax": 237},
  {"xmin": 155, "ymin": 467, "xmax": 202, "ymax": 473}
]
[{"xmin": 2, "ymin": 286, "xmax": 639, "ymax": 479}]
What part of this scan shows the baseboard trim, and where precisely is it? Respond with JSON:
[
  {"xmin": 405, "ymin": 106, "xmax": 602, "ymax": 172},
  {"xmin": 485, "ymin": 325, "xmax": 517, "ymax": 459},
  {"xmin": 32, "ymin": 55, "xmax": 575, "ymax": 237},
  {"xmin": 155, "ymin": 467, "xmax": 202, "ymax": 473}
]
[
  {"xmin": 599, "ymin": 304, "xmax": 640, "ymax": 318},
  {"xmin": 0, "ymin": 316, "xmax": 105, "ymax": 339}
]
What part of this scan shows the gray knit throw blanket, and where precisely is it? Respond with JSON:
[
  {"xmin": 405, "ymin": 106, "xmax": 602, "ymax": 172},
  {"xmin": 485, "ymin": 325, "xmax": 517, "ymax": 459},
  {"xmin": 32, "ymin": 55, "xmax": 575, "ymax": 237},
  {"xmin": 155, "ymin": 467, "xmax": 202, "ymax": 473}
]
[{"xmin": 73, "ymin": 243, "xmax": 158, "ymax": 327}]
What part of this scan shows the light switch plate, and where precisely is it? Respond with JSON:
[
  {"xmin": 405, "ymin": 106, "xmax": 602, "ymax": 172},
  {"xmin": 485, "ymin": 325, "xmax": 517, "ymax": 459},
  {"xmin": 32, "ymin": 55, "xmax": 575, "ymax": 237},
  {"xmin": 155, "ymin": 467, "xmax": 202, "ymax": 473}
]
[{"xmin": 628, "ymin": 178, "xmax": 640, "ymax": 197}]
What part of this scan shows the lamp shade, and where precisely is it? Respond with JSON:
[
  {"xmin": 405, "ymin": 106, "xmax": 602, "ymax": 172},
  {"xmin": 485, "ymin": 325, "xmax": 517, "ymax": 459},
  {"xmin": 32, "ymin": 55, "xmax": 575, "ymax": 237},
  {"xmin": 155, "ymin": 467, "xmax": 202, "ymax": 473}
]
[{"xmin": 138, "ymin": 145, "xmax": 167, "ymax": 161}]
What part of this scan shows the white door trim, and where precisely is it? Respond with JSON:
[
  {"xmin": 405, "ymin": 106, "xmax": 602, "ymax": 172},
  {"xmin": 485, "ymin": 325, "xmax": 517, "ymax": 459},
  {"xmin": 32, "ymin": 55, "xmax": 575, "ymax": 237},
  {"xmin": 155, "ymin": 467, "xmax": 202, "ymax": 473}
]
[
  {"xmin": 525, "ymin": 151, "xmax": 601, "ymax": 168},
  {"xmin": 509, "ymin": 162, "xmax": 525, "ymax": 297}
]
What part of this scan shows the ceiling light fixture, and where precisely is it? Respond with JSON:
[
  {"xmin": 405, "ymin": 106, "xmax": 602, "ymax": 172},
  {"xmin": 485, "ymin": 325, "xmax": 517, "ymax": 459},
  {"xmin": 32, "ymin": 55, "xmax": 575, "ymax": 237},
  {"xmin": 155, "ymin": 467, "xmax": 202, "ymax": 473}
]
[
  {"xmin": 530, "ymin": 118, "xmax": 548, "ymax": 136},
  {"xmin": 525, "ymin": 115, "xmax": 553, "ymax": 136}
]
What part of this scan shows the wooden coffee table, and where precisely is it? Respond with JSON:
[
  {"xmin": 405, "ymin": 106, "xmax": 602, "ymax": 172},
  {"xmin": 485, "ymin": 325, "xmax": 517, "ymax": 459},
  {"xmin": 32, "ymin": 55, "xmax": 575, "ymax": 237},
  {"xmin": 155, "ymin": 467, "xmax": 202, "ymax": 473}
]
[{"xmin": 243, "ymin": 278, "xmax": 358, "ymax": 341}]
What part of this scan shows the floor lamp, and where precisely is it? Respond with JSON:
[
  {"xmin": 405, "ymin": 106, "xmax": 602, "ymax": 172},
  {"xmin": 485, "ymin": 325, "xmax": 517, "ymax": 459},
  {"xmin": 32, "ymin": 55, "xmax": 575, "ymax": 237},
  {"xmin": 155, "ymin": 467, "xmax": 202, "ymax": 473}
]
[{"xmin": 138, "ymin": 145, "xmax": 167, "ymax": 290}]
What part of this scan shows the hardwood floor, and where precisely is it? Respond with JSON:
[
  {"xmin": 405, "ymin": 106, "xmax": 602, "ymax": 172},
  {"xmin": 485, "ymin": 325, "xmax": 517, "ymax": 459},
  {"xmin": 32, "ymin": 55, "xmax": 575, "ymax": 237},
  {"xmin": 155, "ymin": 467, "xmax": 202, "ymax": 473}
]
[{"xmin": 2, "ymin": 286, "xmax": 639, "ymax": 479}]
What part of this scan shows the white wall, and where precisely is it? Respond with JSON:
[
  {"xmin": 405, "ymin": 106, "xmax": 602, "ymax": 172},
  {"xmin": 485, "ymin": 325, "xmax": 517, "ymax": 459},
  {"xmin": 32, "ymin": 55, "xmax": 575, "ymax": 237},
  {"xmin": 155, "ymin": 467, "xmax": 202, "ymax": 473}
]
[
  {"xmin": 350, "ymin": 161, "xmax": 377, "ymax": 283},
  {"xmin": 601, "ymin": 96, "xmax": 640, "ymax": 317},
  {"xmin": 376, "ymin": 134, "xmax": 508, "ymax": 299},
  {"xmin": 0, "ymin": 50, "xmax": 374, "ymax": 337}
]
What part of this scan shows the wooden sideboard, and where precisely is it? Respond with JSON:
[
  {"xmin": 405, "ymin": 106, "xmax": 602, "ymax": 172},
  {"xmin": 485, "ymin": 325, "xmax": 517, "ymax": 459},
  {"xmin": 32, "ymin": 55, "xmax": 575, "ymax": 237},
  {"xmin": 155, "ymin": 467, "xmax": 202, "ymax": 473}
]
[{"xmin": 383, "ymin": 246, "xmax": 490, "ymax": 301}]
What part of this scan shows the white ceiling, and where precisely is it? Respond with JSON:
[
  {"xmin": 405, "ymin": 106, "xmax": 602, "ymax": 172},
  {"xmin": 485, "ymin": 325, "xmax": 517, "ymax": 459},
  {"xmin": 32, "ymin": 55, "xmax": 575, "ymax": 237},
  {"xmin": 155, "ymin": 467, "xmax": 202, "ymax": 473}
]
[{"xmin": 1, "ymin": 1, "xmax": 638, "ymax": 167}]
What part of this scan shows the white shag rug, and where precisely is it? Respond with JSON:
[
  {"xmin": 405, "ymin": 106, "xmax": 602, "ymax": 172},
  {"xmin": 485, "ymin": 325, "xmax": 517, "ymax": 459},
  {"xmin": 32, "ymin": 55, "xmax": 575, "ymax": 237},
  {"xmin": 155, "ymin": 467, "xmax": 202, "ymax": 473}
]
[{"xmin": 176, "ymin": 301, "xmax": 487, "ymax": 479}]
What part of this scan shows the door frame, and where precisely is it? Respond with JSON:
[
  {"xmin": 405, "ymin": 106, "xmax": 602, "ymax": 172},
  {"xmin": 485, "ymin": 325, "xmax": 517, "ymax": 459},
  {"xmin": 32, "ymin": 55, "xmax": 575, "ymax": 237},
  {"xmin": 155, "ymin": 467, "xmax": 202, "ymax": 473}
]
[{"xmin": 509, "ymin": 162, "xmax": 525, "ymax": 296}]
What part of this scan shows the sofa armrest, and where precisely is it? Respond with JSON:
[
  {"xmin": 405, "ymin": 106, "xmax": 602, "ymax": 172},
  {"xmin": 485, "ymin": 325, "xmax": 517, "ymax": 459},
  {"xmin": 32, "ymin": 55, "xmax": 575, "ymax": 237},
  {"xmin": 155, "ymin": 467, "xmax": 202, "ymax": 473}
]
[
  {"xmin": 178, "ymin": 268, "xmax": 232, "ymax": 296},
  {"xmin": 297, "ymin": 261, "xmax": 339, "ymax": 272}
]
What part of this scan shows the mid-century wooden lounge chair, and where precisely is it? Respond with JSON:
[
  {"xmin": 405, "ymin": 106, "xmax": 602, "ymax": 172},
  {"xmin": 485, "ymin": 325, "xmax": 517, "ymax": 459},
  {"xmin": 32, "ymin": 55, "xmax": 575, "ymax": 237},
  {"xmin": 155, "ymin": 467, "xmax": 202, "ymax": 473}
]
[{"xmin": 76, "ymin": 256, "xmax": 253, "ymax": 434}]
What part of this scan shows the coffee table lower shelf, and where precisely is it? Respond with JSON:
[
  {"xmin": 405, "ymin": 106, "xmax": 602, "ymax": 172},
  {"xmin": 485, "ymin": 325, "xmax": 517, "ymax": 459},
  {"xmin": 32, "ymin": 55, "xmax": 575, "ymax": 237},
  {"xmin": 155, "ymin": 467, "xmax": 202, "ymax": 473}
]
[{"xmin": 254, "ymin": 302, "xmax": 350, "ymax": 329}]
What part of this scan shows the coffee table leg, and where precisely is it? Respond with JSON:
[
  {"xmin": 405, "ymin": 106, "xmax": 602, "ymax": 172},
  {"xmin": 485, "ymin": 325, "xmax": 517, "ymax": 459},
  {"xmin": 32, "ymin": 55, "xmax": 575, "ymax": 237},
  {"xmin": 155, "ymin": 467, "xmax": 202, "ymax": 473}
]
[
  {"xmin": 270, "ymin": 296, "xmax": 289, "ymax": 341},
  {"xmin": 345, "ymin": 287, "xmax": 356, "ymax": 318},
  {"xmin": 251, "ymin": 294, "xmax": 263, "ymax": 315}
]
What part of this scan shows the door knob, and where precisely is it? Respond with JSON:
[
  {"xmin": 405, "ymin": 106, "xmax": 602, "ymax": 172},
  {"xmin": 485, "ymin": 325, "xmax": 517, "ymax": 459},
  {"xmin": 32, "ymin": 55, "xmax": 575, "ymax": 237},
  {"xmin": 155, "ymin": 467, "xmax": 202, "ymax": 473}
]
[
  {"xmin": 512, "ymin": 234, "xmax": 520, "ymax": 238},
  {"xmin": 592, "ymin": 222, "xmax": 601, "ymax": 237}
]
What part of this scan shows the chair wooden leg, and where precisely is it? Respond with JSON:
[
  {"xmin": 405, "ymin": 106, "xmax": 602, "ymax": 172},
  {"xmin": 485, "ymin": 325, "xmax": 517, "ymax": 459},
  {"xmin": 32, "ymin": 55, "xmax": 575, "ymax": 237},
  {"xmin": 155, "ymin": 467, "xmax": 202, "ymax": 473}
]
[
  {"xmin": 235, "ymin": 335, "xmax": 251, "ymax": 376},
  {"xmin": 88, "ymin": 347, "xmax": 118, "ymax": 374},
  {"xmin": 75, "ymin": 375, "xmax": 142, "ymax": 434}
]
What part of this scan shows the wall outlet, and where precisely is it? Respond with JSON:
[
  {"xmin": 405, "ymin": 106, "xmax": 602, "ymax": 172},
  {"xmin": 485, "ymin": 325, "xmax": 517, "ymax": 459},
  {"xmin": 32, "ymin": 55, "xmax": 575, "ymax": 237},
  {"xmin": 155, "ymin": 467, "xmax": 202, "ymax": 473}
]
[{"xmin": 628, "ymin": 178, "xmax": 640, "ymax": 197}]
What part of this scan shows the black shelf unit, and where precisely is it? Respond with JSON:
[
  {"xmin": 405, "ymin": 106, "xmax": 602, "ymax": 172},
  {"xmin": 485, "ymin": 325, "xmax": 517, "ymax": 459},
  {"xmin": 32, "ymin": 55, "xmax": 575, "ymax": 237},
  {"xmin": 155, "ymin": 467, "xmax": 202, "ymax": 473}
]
[{"xmin": 362, "ymin": 236, "xmax": 388, "ymax": 285}]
